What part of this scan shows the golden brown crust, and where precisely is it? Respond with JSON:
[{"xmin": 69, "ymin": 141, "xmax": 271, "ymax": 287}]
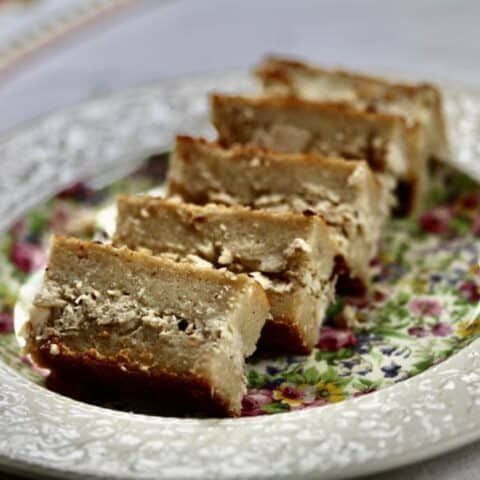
[
  {"xmin": 255, "ymin": 55, "xmax": 441, "ymax": 97},
  {"xmin": 50, "ymin": 235, "xmax": 254, "ymax": 290},
  {"xmin": 175, "ymin": 134, "xmax": 368, "ymax": 176},
  {"xmin": 116, "ymin": 193, "xmax": 328, "ymax": 233},
  {"xmin": 31, "ymin": 338, "xmax": 236, "ymax": 417}
]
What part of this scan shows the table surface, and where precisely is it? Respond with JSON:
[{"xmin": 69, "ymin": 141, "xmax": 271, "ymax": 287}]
[{"xmin": 1, "ymin": 1, "xmax": 479, "ymax": 479}]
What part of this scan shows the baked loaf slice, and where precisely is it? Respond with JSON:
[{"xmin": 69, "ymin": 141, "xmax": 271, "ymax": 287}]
[
  {"xmin": 167, "ymin": 136, "xmax": 388, "ymax": 294},
  {"xmin": 24, "ymin": 236, "xmax": 269, "ymax": 417},
  {"xmin": 114, "ymin": 196, "xmax": 336, "ymax": 354},
  {"xmin": 211, "ymin": 93, "xmax": 423, "ymax": 214},
  {"xmin": 255, "ymin": 56, "xmax": 449, "ymax": 163}
]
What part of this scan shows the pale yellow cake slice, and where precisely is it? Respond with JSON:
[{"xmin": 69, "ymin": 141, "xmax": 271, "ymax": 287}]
[
  {"xmin": 167, "ymin": 136, "xmax": 389, "ymax": 293},
  {"xmin": 211, "ymin": 93, "xmax": 424, "ymax": 214},
  {"xmin": 24, "ymin": 236, "xmax": 269, "ymax": 417}
]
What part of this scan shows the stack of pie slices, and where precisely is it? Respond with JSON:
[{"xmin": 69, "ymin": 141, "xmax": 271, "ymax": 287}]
[{"xmin": 23, "ymin": 56, "xmax": 449, "ymax": 417}]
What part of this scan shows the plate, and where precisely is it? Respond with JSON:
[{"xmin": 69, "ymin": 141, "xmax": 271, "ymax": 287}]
[{"xmin": 0, "ymin": 71, "xmax": 480, "ymax": 480}]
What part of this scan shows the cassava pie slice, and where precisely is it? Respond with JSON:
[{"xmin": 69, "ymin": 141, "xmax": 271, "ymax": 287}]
[
  {"xmin": 114, "ymin": 196, "xmax": 337, "ymax": 354},
  {"xmin": 211, "ymin": 93, "xmax": 424, "ymax": 214},
  {"xmin": 23, "ymin": 236, "xmax": 269, "ymax": 417},
  {"xmin": 255, "ymin": 55, "xmax": 449, "ymax": 163},
  {"xmin": 167, "ymin": 135, "xmax": 388, "ymax": 294}
]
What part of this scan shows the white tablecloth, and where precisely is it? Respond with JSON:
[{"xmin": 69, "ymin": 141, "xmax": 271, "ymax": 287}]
[{"xmin": 0, "ymin": 1, "xmax": 479, "ymax": 478}]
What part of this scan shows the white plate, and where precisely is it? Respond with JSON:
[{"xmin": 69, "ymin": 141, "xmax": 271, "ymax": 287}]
[{"xmin": 1, "ymin": 71, "xmax": 480, "ymax": 480}]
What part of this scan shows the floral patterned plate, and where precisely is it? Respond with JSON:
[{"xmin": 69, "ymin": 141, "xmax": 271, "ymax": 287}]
[{"xmin": 0, "ymin": 71, "xmax": 480, "ymax": 480}]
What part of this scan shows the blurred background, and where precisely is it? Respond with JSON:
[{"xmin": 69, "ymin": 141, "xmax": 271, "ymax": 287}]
[
  {"xmin": 1, "ymin": 0, "xmax": 479, "ymax": 134},
  {"xmin": 1, "ymin": 1, "xmax": 479, "ymax": 479}
]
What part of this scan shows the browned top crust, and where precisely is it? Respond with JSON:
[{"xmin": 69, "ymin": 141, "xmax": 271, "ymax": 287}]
[
  {"xmin": 255, "ymin": 55, "xmax": 441, "ymax": 98},
  {"xmin": 117, "ymin": 191, "xmax": 331, "ymax": 231},
  {"xmin": 175, "ymin": 134, "xmax": 368, "ymax": 175}
]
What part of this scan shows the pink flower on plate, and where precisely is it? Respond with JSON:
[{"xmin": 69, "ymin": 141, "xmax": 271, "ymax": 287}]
[
  {"xmin": 0, "ymin": 312, "xmax": 13, "ymax": 334},
  {"xmin": 241, "ymin": 389, "xmax": 273, "ymax": 416},
  {"xmin": 316, "ymin": 326, "xmax": 358, "ymax": 352},
  {"xmin": 431, "ymin": 323, "xmax": 453, "ymax": 337},
  {"xmin": 419, "ymin": 206, "xmax": 452, "ymax": 235},
  {"xmin": 407, "ymin": 326, "xmax": 429, "ymax": 337},
  {"xmin": 10, "ymin": 241, "xmax": 47, "ymax": 273},
  {"xmin": 409, "ymin": 298, "xmax": 442, "ymax": 317},
  {"xmin": 459, "ymin": 281, "xmax": 480, "ymax": 303},
  {"xmin": 408, "ymin": 323, "xmax": 452, "ymax": 338}
]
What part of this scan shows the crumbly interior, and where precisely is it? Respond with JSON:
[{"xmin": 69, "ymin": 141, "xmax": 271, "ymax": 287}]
[
  {"xmin": 251, "ymin": 179, "xmax": 393, "ymax": 282},
  {"xmin": 165, "ymin": 251, "xmax": 332, "ymax": 307},
  {"xmin": 28, "ymin": 278, "xmax": 249, "ymax": 412},
  {"xmin": 158, "ymin": 252, "xmax": 300, "ymax": 294},
  {"xmin": 240, "ymin": 171, "xmax": 384, "ymax": 274},
  {"xmin": 156, "ymin": 253, "xmax": 333, "ymax": 352},
  {"xmin": 32, "ymin": 280, "xmax": 231, "ymax": 341}
]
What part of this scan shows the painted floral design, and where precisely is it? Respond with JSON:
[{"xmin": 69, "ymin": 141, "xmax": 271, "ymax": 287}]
[
  {"xmin": 315, "ymin": 381, "xmax": 345, "ymax": 403},
  {"xmin": 409, "ymin": 298, "xmax": 442, "ymax": 317},
  {"xmin": 316, "ymin": 326, "xmax": 358, "ymax": 351},
  {"xmin": 0, "ymin": 159, "xmax": 479, "ymax": 415}
]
